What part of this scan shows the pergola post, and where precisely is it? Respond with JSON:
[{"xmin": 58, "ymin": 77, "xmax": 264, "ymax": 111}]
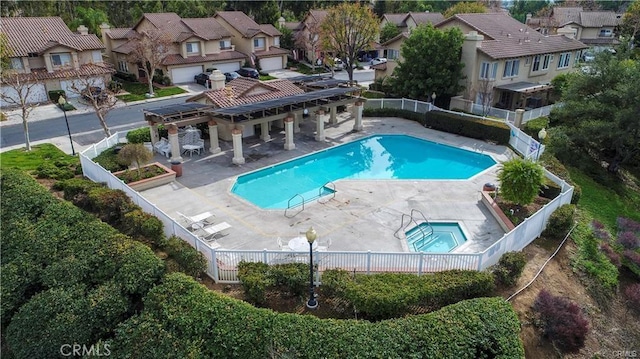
[
  {"xmin": 329, "ymin": 106, "xmax": 337, "ymax": 125},
  {"xmin": 208, "ymin": 120, "xmax": 221, "ymax": 154},
  {"xmin": 148, "ymin": 120, "xmax": 159, "ymax": 145},
  {"xmin": 315, "ymin": 109, "xmax": 326, "ymax": 142},
  {"xmin": 353, "ymin": 100, "xmax": 364, "ymax": 132},
  {"xmin": 284, "ymin": 114, "xmax": 296, "ymax": 150},
  {"xmin": 168, "ymin": 124, "xmax": 183, "ymax": 163},
  {"xmin": 231, "ymin": 127, "xmax": 245, "ymax": 165},
  {"xmin": 293, "ymin": 113, "xmax": 301, "ymax": 133},
  {"xmin": 261, "ymin": 120, "xmax": 271, "ymax": 142}
]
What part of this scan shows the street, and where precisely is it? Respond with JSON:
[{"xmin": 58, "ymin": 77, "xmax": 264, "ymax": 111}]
[{"xmin": 0, "ymin": 96, "xmax": 187, "ymax": 149}]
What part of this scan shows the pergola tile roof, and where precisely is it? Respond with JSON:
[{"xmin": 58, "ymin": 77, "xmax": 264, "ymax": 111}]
[{"xmin": 188, "ymin": 78, "xmax": 304, "ymax": 108}]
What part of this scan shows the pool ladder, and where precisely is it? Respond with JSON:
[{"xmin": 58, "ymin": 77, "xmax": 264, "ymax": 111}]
[
  {"xmin": 284, "ymin": 181, "xmax": 336, "ymax": 218},
  {"xmin": 394, "ymin": 209, "xmax": 435, "ymax": 250}
]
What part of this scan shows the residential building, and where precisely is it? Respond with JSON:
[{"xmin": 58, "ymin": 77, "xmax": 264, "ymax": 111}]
[
  {"xmin": 526, "ymin": 7, "xmax": 622, "ymax": 52},
  {"xmin": 436, "ymin": 13, "xmax": 588, "ymax": 110},
  {"xmin": 101, "ymin": 13, "xmax": 247, "ymax": 84},
  {"xmin": 296, "ymin": 10, "xmax": 328, "ymax": 65},
  {"xmin": 1, "ymin": 17, "xmax": 113, "ymax": 106},
  {"xmin": 214, "ymin": 11, "xmax": 288, "ymax": 72},
  {"xmin": 375, "ymin": 12, "xmax": 445, "ymax": 77}
]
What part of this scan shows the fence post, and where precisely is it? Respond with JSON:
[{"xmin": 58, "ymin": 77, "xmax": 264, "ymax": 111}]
[
  {"xmin": 366, "ymin": 250, "xmax": 371, "ymax": 274},
  {"xmin": 402, "ymin": 98, "xmax": 405, "ymax": 110},
  {"xmin": 381, "ymin": 98, "xmax": 384, "ymax": 109},
  {"xmin": 417, "ymin": 253, "xmax": 423, "ymax": 276},
  {"xmin": 263, "ymin": 249, "xmax": 268, "ymax": 264},
  {"xmin": 211, "ymin": 248, "xmax": 219, "ymax": 282},
  {"xmin": 414, "ymin": 100, "xmax": 418, "ymax": 112},
  {"xmin": 514, "ymin": 109, "xmax": 525, "ymax": 128}
]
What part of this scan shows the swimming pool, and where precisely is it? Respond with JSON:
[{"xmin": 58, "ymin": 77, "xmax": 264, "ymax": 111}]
[
  {"xmin": 231, "ymin": 135, "xmax": 496, "ymax": 209},
  {"xmin": 405, "ymin": 222, "xmax": 468, "ymax": 252}
]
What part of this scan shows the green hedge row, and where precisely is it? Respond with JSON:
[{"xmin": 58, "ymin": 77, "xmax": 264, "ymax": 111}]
[
  {"xmin": 111, "ymin": 272, "xmax": 524, "ymax": 358},
  {"xmin": 56, "ymin": 177, "xmax": 206, "ymax": 277},
  {"xmin": 1, "ymin": 169, "xmax": 165, "ymax": 357},
  {"xmin": 363, "ymin": 108, "xmax": 510, "ymax": 145},
  {"xmin": 237, "ymin": 261, "xmax": 308, "ymax": 305},
  {"xmin": 322, "ymin": 269, "xmax": 495, "ymax": 320}
]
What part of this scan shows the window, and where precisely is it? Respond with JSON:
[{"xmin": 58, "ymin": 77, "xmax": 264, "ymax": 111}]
[
  {"xmin": 575, "ymin": 50, "xmax": 582, "ymax": 64},
  {"xmin": 532, "ymin": 54, "xmax": 551, "ymax": 71},
  {"xmin": 480, "ymin": 61, "xmax": 498, "ymax": 79},
  {"xmin": 219, "ymin": 40, "xmax": 231, "ymax": 50},
  {"xmin": 253, "ymin": 37, "xmax": 266, "ymax": 50},
  {"xmin": 557, "ymin": 52, "xmax": 571, "ymax": 69},
  {"xmin": 599, "ymin": 29, "xmax": 613, "ymax": 37},
  {"xmin": 503, "ymin": 59, "xmax": 519, "ymax": 77},
  {"xmin": 542, "ymin": 54, "xmax": 551, "ymax": 70},
  {"xmin": 532, "ymin": 55, "xmax": 541, "ymax": 71},
  {"xmin": 118, "ymin": 60, "xmax": 129, "ymax": 72},
  {"xmin": 186, "ymin": 42, "xmax": 199, "ymax": 54},
  {"xmin": 51, "ymin": 53, "xmax": 71, "ymax": 67},
  {"xmin": 274, "ymin": 36, "xmax": 280, "ymax": 47},
  {"xmin": 387, "ymin": 49, "xmax": 400, "ymax": 60},
  {"xmin": 9, "ymin": 58, "xmax": 24, "ymax": 70}
]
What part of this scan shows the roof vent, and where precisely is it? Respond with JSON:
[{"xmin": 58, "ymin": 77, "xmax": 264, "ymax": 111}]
[
  {"xmin": 507, "ymin": 33, "xmax": 511, "ymax": 38},
  {"xmin": 519, "ymin": 28, "xmax": 523, "ymax": 32},
  {"xmin": 538, "ymin": 39, "xmax": 542, "ymax": 43}
]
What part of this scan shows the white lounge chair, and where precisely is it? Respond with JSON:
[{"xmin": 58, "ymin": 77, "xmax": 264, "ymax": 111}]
[
  {"xmin": 176, "ymin": 211, "xmax": 214, "ymax": 231},
  {"xmin": 199, "ymin": 222, "xmax": 231, "ymax": 240},
  {"xmin": 154, "ymin": 138, "xmax": 171, "ymax": 158}
]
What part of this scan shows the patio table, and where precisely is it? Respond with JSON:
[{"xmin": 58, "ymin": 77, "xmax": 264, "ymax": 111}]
[{"xmin": 288, "ymin": 236, "xmax": 318, "ymax": 252}]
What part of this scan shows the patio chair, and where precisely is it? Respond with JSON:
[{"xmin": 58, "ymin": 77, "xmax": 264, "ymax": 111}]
[
  {"xmin": 198, "ymin": 222, "xmax": 232, "ymax": 240},
  {"xmin": 154, "ymin": 138, "xmax": 171, "ymax": 158}
]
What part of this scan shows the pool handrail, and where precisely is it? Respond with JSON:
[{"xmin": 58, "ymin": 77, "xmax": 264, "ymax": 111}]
[{"xmin": 284, "ymin": 182, "xmax": 337, "ymax": 218}]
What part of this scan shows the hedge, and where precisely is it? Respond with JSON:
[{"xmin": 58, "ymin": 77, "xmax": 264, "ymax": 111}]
[
  {"xmin": 111, "ymin": 272, "xmax": 524, "ymax": 358},
  {"xmin": 363, "ymin": 108, "xmax": 510, "ymax": 145},
  {"xmin": 321, "ymin": 269, "xmax": 495, "ymax": 320},
  {"xmin": 237, "ymin": 261, "xmax": 308, "ymax": 305}
]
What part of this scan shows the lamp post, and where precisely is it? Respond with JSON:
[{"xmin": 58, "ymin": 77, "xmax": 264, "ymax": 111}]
[
  {"xmin": 58, "ymin": 96, "xmax": 75, "ymax": 155},
  {"xmin": 305, "ymin": 226, "xmax": 318, "ymax": 309},
  {"xmin": 431, "ymin": 92, "xmax": 437, "ymax": 104},
  {"xmin": 537, "ymin": 127, "xmax": 547, "ymax": 161}
]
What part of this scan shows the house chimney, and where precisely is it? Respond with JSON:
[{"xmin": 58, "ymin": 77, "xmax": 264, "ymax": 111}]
[
  {"xmin": 209, "ymin": 70, "xmax": 226, "ymax": 91},
  {"xmin": 77, "ymin": 25, "xmax": 89, "ymax": 35},
  {"xmin": 277, "ymin": 16, "xmax": 285, "ymax": 29},
  {"xmin": 99, "ymin": 23, "xmax": 110, "ymax": 32},
  {"xmin": 526, "ymin": 13, "xmax": 532, "ymax": 23}
]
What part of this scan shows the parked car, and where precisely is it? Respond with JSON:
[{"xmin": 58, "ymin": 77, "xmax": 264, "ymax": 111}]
[
  {"xmin": 224, "ymin": 71, "xmax": 240, "ymax": 82},
  {"xmin": 370, "ymin": 57, "xmax": 388, "ymax": 66},
  {"xmin": 332, "ymin": 58, "xmax": 344, "ymax": 71},
  {"xmin": 582, "ymin": 52, "xmax": 595, "ymax": 62},
  {"xmin": 194, "ymin": 72, "xmax": 211, "ymax": 85},
  {"xmin": 237, "ymin": 67, "xmax": 259, "ymax": 79}
]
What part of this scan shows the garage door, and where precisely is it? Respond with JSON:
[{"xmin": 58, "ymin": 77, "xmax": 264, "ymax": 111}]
[
  {"xmin": 60, "ymin": 77, "xmax": 105, "ymax": 98},
  {"xmin": 171, "ymin": 65, "xmax": 203, "ymax": 84},
  {"xmin": 259, "ymin": 57, "xmax": 284, "ymax": 72},
  {"xmin": 0, "ymin": 83, "xmax": 48, "ymax": 107},
  {"xmin": 213, "ymin": 62, "xmax": 241, "ymax": 74}
]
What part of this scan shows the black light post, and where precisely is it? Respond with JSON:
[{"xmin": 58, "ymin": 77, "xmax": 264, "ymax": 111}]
[
  {"xmin": 58, "ymin": 96, "xmax": 75, "ymax": 155},
  {"xmin": 305, "ymin": 226, "xmax": 318, "ymax": 309}
]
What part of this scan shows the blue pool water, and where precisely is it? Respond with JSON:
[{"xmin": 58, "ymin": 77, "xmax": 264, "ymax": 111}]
[
  {"xmin": 232, "ymin": 135, "xmax": 496, "ymax": 209},
  {"xmin": 405, "ymin": 222, "xmax": 468, "ymax": 252}
]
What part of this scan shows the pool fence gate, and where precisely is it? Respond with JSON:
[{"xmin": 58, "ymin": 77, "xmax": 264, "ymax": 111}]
[{"xmin": 80, "ymin": 103, "xmax": 571, "ymax": 283}]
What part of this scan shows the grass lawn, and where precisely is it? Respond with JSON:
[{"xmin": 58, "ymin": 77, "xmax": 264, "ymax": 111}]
[
  {"xmin": 0, "ymin": 144, "xmax": 78, "ymax": 171},
  {"xmin": 117, "ymin": 81, "xmax": 186, "ymax": 102},
  {"xmin": 259, "ymin": 75, "xmax": 277, "ymax": 81},
  {"xmin": 292, "ymin": 63, "xmax": 329, "ymax": 75},
  {"xmin": 569, "ymin": 167, "xmax": 640, "ymax": 229}
]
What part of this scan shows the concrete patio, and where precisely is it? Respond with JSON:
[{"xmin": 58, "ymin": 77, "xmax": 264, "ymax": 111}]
[{"xmin": 139, "ymin": 110, "xmax": 516, "ymax": 254}]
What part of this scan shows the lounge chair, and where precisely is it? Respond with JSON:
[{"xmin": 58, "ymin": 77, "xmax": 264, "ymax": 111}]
[
  {"xmin": 198, "ymin": 222, "xmax": 232, "ymax": 240},
  {"xmin": 154, "ymin": 138, "xmax": 171, "ymax": 158}
]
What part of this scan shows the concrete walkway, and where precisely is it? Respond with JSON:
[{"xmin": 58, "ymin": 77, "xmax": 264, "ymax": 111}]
[{"xmin": 139, "ymin": 113, "xmax": 515, "ymax": 255}]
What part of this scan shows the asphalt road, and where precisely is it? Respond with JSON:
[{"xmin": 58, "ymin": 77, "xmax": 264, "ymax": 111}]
[{"xmin": 1, "ymin": 96, "xmax": 187, "ymax": 148}]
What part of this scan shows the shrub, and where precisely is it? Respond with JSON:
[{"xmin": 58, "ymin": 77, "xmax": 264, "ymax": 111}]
[
  {"xmin": 117, "ymin": 143, "xmax": 153, "ymax": 177},
  {"xmin": 122, "ymin": 209, "xmax": 165, "ymax": 247},
  {"xmin": 92, "ymin": 145, "xmax": 128, "ymax": 172},
  {"xmin": 622, "ymin": 250, "xmax": 640, "ymax": 277},
  {"xmin": 57, "ymin": 177, "xmax": 103, "ymax": 203},
  {"xmin": 600, "ymin": 243, "xmax": 621, "ymax": 267},
  {"xmin": 269, "ymin": 263, "xmax": 308, "ymax": 297},
  {"xmin": 88, "ymin": 187, "xmax": 136, "ymax": 225},
  {"xmin": 162, "ymin": 236, "xmax": 207, "ymax": 279},
  {"xmin": 618, "ymin": 217, "xmax": 640, "ymax": 233},
  {"xmin": 498, "ymin": 158, "xmax": 546, "ymax": 206},
  {"xmin": 237, "ymin": 262, "xmax": 309, "ymax": 304},
  {"xmin": 33, "ymin": 161, "xmax": 75, "ymax": 180},
  {"xmin": 494, "ymin": 251, "xmax": 527, "ymax": 286},
  {"xmin": 543, "ymin": 204, "xmax": 576, "ymax": 239},
  {"xmin": 533, "ymin": 289, "xmax": 590, "ymax": 353},
  {"xmin": 591, "ymin": 220, "xmax": 611, "ymax": 241},
  {"xmin": 539, "ymin": 154, "xmax": 581, "ymax": 204},
  {"xmin": 114, "ymin": 71, "xmax": 137, "ymax": 82},
  {"xmin": 48, "ymin": 90, "xmax": 66, "ymax": 103},
  {"xmin": 618, "ymin": 231, "xmax": 639, "ymax": 250},
  {"xmin": 237, "ymin": 261, "xmax": 270, "ymax": 305},
  {"xmin": 573, "ymin": 223, "xmax": 619, "ymax": 294},
  {"xmin": 523, "ymin": 117, "xmax": 549, "ymax": 139},
  {"xmin": 108, "ymin": 80, "xmax": 123, "ymax": 93},
  {"xmin": 126, "ymin": 127, "xmax": 152, "ymax": 144},
  {"xmin": 322, "ymin": 269, "xmax": 495, "ymax": 320}
]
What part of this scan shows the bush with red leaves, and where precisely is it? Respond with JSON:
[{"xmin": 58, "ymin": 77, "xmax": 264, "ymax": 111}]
[
  {"xmin": 600, "ymin": 242, "xmax": 621, "ymax": 267},
  {"xmin": 533, "ymin": 290, "xmax": 590, "ymax": 353}
]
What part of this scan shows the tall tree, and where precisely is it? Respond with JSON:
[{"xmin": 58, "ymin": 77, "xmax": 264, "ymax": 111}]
[
  {"xmin": 380, "ymin": 21, "xmax": 401, "ymax": 44},
  {"xmin": 66, "ymin": 76, "xmax": 118, "ymax": 137},
  {"xmin": 510, "ymin": 0, "xmax": 551, "ymax": 23},
  {"xmin": 320, "ymin": 2, "xmax": 379, "ymax": 84},
  {"xmin": 68, "ymin": 6, "xmax": 109, "ymax": 36},
  {"xmin": 443, "ymin": 2, "xmax": 487, "ymax": 18},
  {"xmin": 550, "ymin": 56, "xmax": 640, "ymax": 173},
  {"xmin": 127, "ymin": 29, "xmax": 172, "ymax": 96},
  {"xmin": 620, "ymin": 0, "xmax": 640, "ymax": 49},
  {"xmin": 391, "ymin": 24, "xmax": 465, "ymax": 101}
]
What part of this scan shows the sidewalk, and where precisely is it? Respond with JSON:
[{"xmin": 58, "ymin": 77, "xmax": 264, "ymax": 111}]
[{"xmin": 1, "ymin": 86, "xmax": 197, "ymax": 127}]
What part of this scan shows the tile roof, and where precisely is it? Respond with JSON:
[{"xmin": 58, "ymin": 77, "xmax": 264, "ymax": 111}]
[
  {"xmin": 162, "ymin": 51, "xmax": 247, "ymax": 66},
  {"xmin": 259, "ymin": 24, "xmax": 282, "ymax": 37},
  {"xmin": 283, "ymin": 21, "xmax": 303, "ymax": 31},
  {"xmin": 1, "ymin": 17, "xmax": 104, "ymax": 57},
  {"xmin": 579, "ymin": 11, "xmax": 622, "ymax": 27},
  {"xmin": 106, "ymin": 28, "xmax": 134, "ymax": 40},
  {"xmin": 187, "ymin": 78, "xmax": 304, "ymax": 108},
  {"xmin": 182, "ymin": 18, "xmax": 232, "ymax": 40},
  {"xmin": 553, "ymin": 7, "xmax": 584, "ymax": 25},
  {"xmin": 111, "ymin": 40, "xmax": 137, "ymax": 55},
  {"xmin": 439, "ymin": 13, "xmax": 588, "ymax": 59},
  {"xmin": 308, "ymin": 10, "xmax": 328, "ymax": 25},
  {"xmin": 408, "ymin": 12, "xmax": 445, "ymax": 26},
  {"xmin": 1, "ymin": 63, "xmax": 114, "ymax": 84},
  {"xmin": 382, "ymin": 14, "xmax": 408, "ymax": 26},
  {"xmin": 137, "ymin": 13, "xmax": 189, "ymax": 42},
  {"xmin": 215, "ymin": 11, "xmax": 264, "ymax": 38},
  {"xmin": 254, "ymin": 47, "xmax": 289, "ymax": 59},
  {"xmin": 135, "ymin": 13, "xmax": 232, "ymax": 43}
]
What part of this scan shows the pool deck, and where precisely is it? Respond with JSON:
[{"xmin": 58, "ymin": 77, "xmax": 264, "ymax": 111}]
[{"xmin": 140, "ymin": 113, "xmax": 517, "ymax": 254}]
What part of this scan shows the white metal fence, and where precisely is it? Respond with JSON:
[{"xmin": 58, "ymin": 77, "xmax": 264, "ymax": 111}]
[{"xmin": 81, "ymin": 115, "xmax": 570, "ymax": 283}]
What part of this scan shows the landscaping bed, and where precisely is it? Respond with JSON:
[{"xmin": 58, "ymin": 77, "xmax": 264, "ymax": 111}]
[
  {"xmin": 113, "ymin": 162, "xmax": 176, "ymax": 191},
  {"xmin": 116, "ymin": 81, "xmax": 186, "ymax": 102}
]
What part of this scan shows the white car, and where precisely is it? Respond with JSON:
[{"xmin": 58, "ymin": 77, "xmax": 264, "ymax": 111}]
[
  {"xmin": 332, "ymin": 58, "xmax": 345, "ymax": 71},
  {"xmin": 370, "ymin": 57, "xmax": 388, "ymax": 66}
]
